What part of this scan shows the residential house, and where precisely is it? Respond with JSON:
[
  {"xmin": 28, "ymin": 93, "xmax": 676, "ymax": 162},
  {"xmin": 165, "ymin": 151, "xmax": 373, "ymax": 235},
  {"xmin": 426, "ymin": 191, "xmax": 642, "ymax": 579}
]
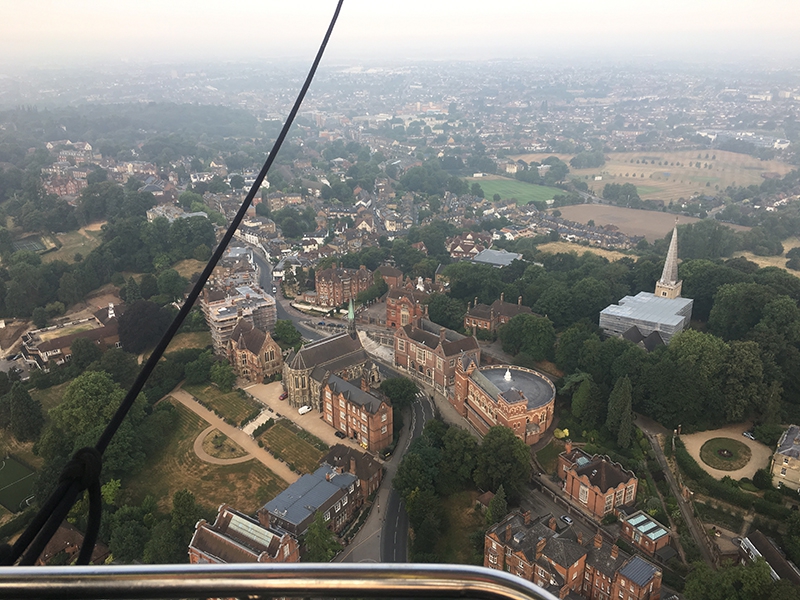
[
  {"xmin": 321, "ymin": 444, "xmax": 384, "ymax": 499},
  {"xmin": 771, "ymin": 425, "xmax": 800, "ymax": 490},
  {"xmin": 563, "ymin": 453, "xmax": 638, "ymax": 519},
  {"xmin": 618, "ymin": 510, "xmax": 671, "ymax": 558},
  {"xmin": 446, "ymin": 231, "xmax": 491, "ymax": 260},
  {"xmin": 737, "ymin": 530, "xmax": 800, "ymax": 585},
  {"xmin": 463, "ymin": 293, "xmax": 533, "ymax": 333},
  {"xmin": 375, "ymin": 265, "xmax": 404, "ymax": 289}
]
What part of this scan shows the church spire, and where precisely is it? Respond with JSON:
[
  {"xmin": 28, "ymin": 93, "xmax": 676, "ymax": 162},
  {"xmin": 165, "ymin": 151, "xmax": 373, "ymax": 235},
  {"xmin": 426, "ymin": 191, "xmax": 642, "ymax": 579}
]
[
  {"xmin": 655, "ymin": 221, "xmax": 682, "ymax": 299},
  {"xmin": 347, "ymin": 298, "xmax": 356, "ymax": 339}
]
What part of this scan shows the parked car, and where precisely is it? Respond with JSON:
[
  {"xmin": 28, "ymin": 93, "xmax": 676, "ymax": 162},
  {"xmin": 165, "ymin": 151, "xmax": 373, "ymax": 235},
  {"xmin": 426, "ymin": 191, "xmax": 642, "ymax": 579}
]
[
  {"xmin": 298, "ymin": 405, "xmax": 312, "ymax": 415},
  {"xmin": 560, "ymin": 515, "xmax": 573, "ymax": 525},
  {"xmin": 318, "ymin": 321, "xmax": 326, "ymax": 326},
  {"xmin": 743, "ymin": 431, "xmax": 756, "ymax": 441},
  {"xmin": 272, "ymin": 286, "xmax": 277, "ymax": 294},
  {"xmin": 335, "ymin": 431, "xmax": 346, "ymax": 439},
  {"xmin": 279, "ymin": 392, "xmax": 288, "ymax": 400}
]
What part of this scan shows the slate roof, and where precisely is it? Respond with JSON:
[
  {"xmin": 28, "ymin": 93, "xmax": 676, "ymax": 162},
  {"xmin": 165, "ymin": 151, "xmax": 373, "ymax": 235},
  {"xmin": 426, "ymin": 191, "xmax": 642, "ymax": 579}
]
[
  {"xmin": 618, "ymin": 555, "xmax": 659, "ymax": 587},
  {"xmin": 622, "ymin": 326, "xmax": 666, "ymax": 352},
  {"xmin": 472, "ymin": 248, "xmax": 523, "ymax": 267},
  {"xmin": 230, "ymin": 319, "xmax": 267, "ymax": 354},
  {"xmin": 325, "ymin": 374, "xmax": 385, "ymax": 413},
  {"xmin": 264, "ymin": 466, "xmax": 356, "ymax": 528},
  {"xmin": 746, "ymin": 530, "xmax": 800, "ymax": 585},
  {"xmin": 543, "ymin": 537, "xmax": 587, "ymax": 569},
  {"xmin": 376, "ymin": 265, "xmax": 403, "ymax": 279},
  {"xmin": 575, "ymin": 456, "xmax": 635, "ymax": 492},
  {"xmin": 321, "ymin": 444, "xmax": 382, "ymax": 481},
  {"xmin": 400, "ymin": 319, "xmax": 479, "ymax": 357},
  {"xmin": 289, "ymin": 333, "xmax": 364, "ymax": 370},
  {"xmin": 776, "ymin": 425, "xmax": 800, "ymax": 460},
  {"xmin": 586, "ymin": 541, "xmax": 628, "ymax": 577}
]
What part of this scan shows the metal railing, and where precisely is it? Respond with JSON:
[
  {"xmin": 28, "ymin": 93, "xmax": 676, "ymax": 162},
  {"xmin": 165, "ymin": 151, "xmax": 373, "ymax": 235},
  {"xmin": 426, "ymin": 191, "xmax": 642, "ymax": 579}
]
[{"xmin": 0, "ymin": 563, "xmax": 559, "ymax": 600}]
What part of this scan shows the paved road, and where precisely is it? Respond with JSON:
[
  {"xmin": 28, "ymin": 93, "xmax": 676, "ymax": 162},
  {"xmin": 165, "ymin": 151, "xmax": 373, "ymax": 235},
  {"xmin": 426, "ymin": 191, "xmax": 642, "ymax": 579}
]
[
  {"xmin": 169, "ymin": 387, "xmax": 300, "ymax": 484},
  {"xmin": 381, "ymin": 390, "xmax": 435, "ymax": 562}
]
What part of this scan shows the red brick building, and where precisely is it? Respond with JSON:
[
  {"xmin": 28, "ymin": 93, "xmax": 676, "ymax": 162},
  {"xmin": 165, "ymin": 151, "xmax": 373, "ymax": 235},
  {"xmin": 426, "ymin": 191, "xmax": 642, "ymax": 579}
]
[
  {"xmin": 485, "ymin": 510, "xmax": 662, "ymax": 600},
  {"xmin": 322, "ymin": 444, "xmax": 384, "ymax": 500},
  {"xmin": 562, "ymin": 452, "xmax": 638, "ymax": 519},
  {"xmin": 386, "ymin": 288, "xmax": 429, "ymax": 328},
  {"xmin": 618, "ymin": 510, "xmax": 671, "ymax": 558},
  {"xmin": 452, "ymin": 359, "xmax": 555, "ymax": 445},
  {"xmin": 464, "ymin": 293, "xmax": 533, "ymax": 333},
  {"xmin": 314, "ymin": 264, "xmax": 373, "ymax": 307},
  {"xmin": 227, "ymin": 319, "xmax": 283, "ymax": 383},
  {"xmin": 393, "ymin": 318, "xmax": 480, "ymax": 394},
  {"xmin": 321, "ymin": 375, "xmax": 392, "ymax": 452},
  {"xmin": 375, "ymin": 265, "xmax": 403, "ymax": 289},
  {"xmin": 189, "ymin": 504, "xmax": 300, "ymax": 564}
]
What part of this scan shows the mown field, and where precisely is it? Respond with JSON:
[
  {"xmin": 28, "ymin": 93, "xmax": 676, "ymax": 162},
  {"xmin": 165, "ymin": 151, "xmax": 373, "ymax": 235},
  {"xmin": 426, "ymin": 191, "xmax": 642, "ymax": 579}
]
[
  {"xmin": 465, "ymin": 176, "xmax": 563, "ymax": 204},
  {"xmin": 511, "ymin": 150, "xmax": 794, "ymax": 203},
  {"xmin": 42, "ymin": 228, "xmax": 103, "ymax": 264},
  {"xmin": 125, "ymin": 400, "xmax": 286, "ymax": 512},
  {"xmin": 535, "ymin": 241, "xmax": 630, "ymax": 261},
  {"xmin": 259, "ymin": 420, "xmax": 326, "ymax": 475},
  {"xmin": 183, "ymin": 384, "xmax": 261, "ymax": 426},
  {"xmin": 554, "ymin": 204, "xmax": 749, "ymax": 242}
]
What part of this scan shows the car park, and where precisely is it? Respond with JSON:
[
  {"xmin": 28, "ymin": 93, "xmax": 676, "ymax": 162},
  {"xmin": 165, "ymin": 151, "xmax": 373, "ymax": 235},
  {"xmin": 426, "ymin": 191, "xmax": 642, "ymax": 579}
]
[
  {"xmin": 335, "ymin": 431, "xmax": 346, "ymax": 439},
  {"xmin": 743, "ymin": 431, "xmax": 756, "ymax": 440},
  {"xmin": 298, "ymin": 405, "xmax": 312, "ymax": 415},
  {"xmin": 560, "ymin": 515, "xmax": 573, "ymax": 525}
]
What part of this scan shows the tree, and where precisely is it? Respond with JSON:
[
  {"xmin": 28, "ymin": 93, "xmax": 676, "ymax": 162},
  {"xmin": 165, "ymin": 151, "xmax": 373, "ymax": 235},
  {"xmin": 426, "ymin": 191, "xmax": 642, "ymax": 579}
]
[
  {"xmin": 273, "ymin": 319, "xmax": 301, "ymax": 349},
  {"xmin": 94, "ymin": 348, "xmax": 140, "ymax": 389},
  {"xmin": 210, "ymin": 361, "xmax": 236, "ymax": 392},
  {"xmin": 139, "ymin": 274, "xmax": 159, "ymax": 300},
  {"xmin": 185, "ymin": 351, "xmax": 213, "ymax": 385},
  {"xmin": 606, "ymin": 376, "xmax": 632, "ymax": 448},
  {"xmin": 125, "ymin": 277, "xmax": 142, "ymax": 304},
  {"xmin": 470, "ymin": 182, "xmax": 485, "ymax": 198},
  {"xmin": 566, "ymin": 374, "xmax": 603, "ymax": 430},
  {"xmin": 486, "ymin": 484, "xmax": 508, "ymax": 525},
  {"xmin": 439, "ymin": 426, "xmax": 478, "ymax": 493},
  {"xmin": 427, "ymin": 293, "xmax": 466, "ymax": 331},
  {"xmin": 379, "ymin": 378, "xmax": 418, "ymax": 411},
  {"xmin": 303, "ymin": 511, "xmax": 340, "ymax": 562},
  {"xmin": 118, "ymin": 300, "xmax": 172, "ymax": 354},
  {"xmin": 229, "ymin": 174, "xmax": 245, "ymax": 190},
  {"xmin": 157, "ymin": 269, "xmax": 187, "ymax": 301},
  {"xmin": 32, "ymin": 306, "xmax": 47, "ymax": 328},
  {"xmin": 473, "ymin": 426, "xmax": 531, "ymax": 502},
  {"xmin": 70, "ymin": 337, "xmax": 103, "ymax": 371},
  {"xmin": 3, "ymin": 384, "xmax": 44, "ymax": 442},
  {"xmin": 498, "ymin": 314, "xmax": 556, "ymax": 361}
]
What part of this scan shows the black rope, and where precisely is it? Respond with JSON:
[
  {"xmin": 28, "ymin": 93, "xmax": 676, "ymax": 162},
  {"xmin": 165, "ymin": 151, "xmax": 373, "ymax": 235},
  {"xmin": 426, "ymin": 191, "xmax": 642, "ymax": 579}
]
[{"xmin": 2, "ymin": 0, "xmax": 344, "ymax": 566}]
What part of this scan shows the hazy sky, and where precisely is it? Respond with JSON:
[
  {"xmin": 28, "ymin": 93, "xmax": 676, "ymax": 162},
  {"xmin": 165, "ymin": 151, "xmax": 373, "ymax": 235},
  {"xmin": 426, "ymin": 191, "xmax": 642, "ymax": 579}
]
[{"xmin": 2, "ymin": 0, "xmax": 799, "ymax": 68}]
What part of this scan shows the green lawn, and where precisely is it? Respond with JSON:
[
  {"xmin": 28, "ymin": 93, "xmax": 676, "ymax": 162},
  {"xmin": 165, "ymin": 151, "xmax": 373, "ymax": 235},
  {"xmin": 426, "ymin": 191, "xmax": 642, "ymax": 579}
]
[
  {"xmin": 699, "ymin": 438, "xmax": 752, "ymax": 471},
  {"xmin": 183, "ymin": 384, "xmax": 261, "ymax": 426},
  {"xmin": 259, "ymin": 420, "xmax": 326, "ymax": 474},
  {"xmin": 30, "ymin": 381, "xmax": 71, "ymax": 415},
  {"xmin": 125, "ymin": 400, "xmax": 287, "ymax": 513},
  {"xmin": 467, "ymin": 177, "xmax": 563, "ymax": 205},
  {"xmin": 634, "ymin": 185, "xmax": 662, "ymax": 196},
  {"xmin": 42, "ymin": 229, "xmax": 103, "ymax": 264},
  {"xmin": 536, "ymin": 440, "xmax": 565, "ymax": 476}
]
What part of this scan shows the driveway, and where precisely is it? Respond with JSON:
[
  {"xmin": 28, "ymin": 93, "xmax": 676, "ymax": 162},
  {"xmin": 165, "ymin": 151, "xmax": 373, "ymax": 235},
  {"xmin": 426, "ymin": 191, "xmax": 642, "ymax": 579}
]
[
  {"xmin": 169, "ymin": 387, "xmax": 300, "ymax": 484},
  {"xmin": 243, "ymin": 382, "xmax": 369, "ymax": 453},
  {"xmin": 681, "ymin": 423, "xmax": 772, "ymax": 480}
]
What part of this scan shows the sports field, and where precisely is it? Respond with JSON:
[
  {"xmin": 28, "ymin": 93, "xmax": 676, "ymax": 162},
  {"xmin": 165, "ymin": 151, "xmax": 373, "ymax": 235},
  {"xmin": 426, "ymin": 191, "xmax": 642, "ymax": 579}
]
[
  {"xmin": 0, "ymin": 457, "xmax": 36, "ymax": 512},
  {"xmin": 511, "ymin": 150, "xmax": 794, "ymax": 203},
  {"xmin": 11, "ymin": 236, "xmax": 46, "ymax": 253},
  {"xmin": 466, "ymin": 176, "xmax": 563, "ymax": 204}
]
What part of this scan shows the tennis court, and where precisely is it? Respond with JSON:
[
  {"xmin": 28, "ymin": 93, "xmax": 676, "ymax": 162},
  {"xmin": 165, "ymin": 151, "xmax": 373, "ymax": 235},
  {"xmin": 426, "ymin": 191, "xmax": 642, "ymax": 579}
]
[
  {"xmin": 0, "ymin": 456, "xmax": 36, "ymax": 512},
  {"xmin": 11, "ymin": 237, "xmax": 45, "ymax": 253}
]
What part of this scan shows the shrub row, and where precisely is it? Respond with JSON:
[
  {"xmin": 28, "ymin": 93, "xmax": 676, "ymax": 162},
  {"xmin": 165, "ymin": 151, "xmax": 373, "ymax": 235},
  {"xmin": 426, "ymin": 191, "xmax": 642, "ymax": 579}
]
[{"xmin": 252, "ymin": 418, "xmax": 276, "ymax": 438}]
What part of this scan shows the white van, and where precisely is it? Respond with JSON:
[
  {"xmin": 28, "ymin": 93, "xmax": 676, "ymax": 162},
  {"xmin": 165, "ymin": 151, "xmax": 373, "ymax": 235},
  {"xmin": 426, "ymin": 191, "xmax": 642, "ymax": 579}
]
[{"xmin": 298, "ymin": 405, "xmax": 312, "ymax": 415}]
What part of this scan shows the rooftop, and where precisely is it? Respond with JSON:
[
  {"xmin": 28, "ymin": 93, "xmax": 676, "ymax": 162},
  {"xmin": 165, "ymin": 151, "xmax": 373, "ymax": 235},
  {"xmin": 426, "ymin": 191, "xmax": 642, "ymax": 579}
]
[
  {"xmin": 600, "ymin": 292, "xmax": 693, "ymax": 328},
  {"xmin": 473, "ymin": 366, "xmax": 555, "ymax": 410},
  {"xmin": 776, "ymin": 425, "xmax": 800, "ymax": 459},
  {"xmin": 472, "ymin": 248, "xmax": 523, "ymax": 267},
  {"xmin": 264, "ymin": 466, "xmax": 356, "ymax": 528},
  {"xmin": 617, "ymin": 555, "xmax": 660, "ymax": 587}
]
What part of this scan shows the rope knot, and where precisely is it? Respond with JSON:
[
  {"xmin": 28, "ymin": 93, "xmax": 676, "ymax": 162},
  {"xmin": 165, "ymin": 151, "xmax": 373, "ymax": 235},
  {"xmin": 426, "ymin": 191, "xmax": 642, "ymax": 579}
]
[{"xmin": 59, "ymin": 447, "xmax": 102, "ymax": 490}]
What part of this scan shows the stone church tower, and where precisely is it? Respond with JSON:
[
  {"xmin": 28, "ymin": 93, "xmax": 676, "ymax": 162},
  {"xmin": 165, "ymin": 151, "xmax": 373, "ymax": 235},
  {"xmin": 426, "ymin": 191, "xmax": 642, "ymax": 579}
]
[{"xmin": 654, "ymin": 224, "xmax": 682, "ymax": 299}]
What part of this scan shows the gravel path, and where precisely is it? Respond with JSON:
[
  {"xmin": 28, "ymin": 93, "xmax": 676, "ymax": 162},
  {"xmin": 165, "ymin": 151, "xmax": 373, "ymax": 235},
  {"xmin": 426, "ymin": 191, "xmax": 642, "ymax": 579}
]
[{"xmin": 681, "ymin": 423, "xmax": 772, "ymax": 480}]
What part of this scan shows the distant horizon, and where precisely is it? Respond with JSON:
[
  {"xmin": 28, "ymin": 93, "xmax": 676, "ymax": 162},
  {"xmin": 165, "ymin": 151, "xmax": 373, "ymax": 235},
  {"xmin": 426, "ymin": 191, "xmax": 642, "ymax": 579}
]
[{"xmin": 2, "ymin": 0, "xmax": 799, "ymax": 70}]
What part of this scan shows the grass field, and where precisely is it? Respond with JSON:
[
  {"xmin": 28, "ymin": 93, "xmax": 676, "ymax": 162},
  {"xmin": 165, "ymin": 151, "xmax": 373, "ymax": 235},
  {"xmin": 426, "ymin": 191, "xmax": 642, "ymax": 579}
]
[
  {"xmin": 173, "ymin": 259, "xmax": 206, "ymax": 279},
  {"xmin": 435, "ymin": 490, "xmax": 485, "ymax": 564},
  {"xmin": 554, "ymin": 204, "xmax": 749, "ymax": 242},
  {"xmin": 733, "ymin": 236, "xmax": 800, "ymax": 277},
  {"xmin": 466, "ymin": 176, "xmax": 563, "ymax": 204},
  {"xmin": 42, "ymin": 228, "xmax": 103, "ymax": 264},
  {"xmin": 202, "ymin": 429, "xmax": 249, "ymax": 460},
  {"xmin": 165, "ymin": 331, "xmax": 212, "ymax": 353},
  {"xmin": 0, "ymin": 457, "xmax": 36, "ymax": 512},
  {"xmin": 183, "ymin": 384, "xmax": 261, "ymax": 426},
  {"xmin": 259, "ymin": 420, "xmax": 325, "ymax": 474},
  {"xmin": 700, "ymin": 438, "xmax": 752, "ymax": 471},
  {"xmin": 125, "ymin": 401, "xmax": 286, "ymax": 513},
  {"xmin": 29, "ymin": 381, "xmax": 70, "ymax": 414},
  {"xmin": 511, "ymin": 150, "xmax": 794, "ymax": 203},
  {"xmin": 536, "ymin": 439, "xmax": 565, "ymax": 476},
  {"xmin": 535, "ymin": 241, "xmax": 630, "ymax": 262}
]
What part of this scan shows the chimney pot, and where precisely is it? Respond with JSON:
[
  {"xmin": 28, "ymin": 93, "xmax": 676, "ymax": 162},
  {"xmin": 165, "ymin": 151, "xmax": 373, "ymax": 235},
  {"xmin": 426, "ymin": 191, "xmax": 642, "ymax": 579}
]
[
  {"xmin": 439, "ymin": 327, "xmax": 446, "ymax": 342},
  {"xmin": 548, "ymin": 517, "xmax": 556, "ymax": 531},
  {"xmin": 565, "ymin": 439, "xmax": 572, "ymax": 454},
  {"xmin": 593, "ymin": 531, "xmax": 603, "ymax": 549},
  {"xmin": 610, "ymin": 544, "xmax": 619, "ymax": 559},
  {"xmin": 500, "ymin": 292, "xmax": 504, "ymax": 302},
  {"xmin": 524, "ymin": 511, "xmax": 531, "ymax": 525},
  {"xmin": 535, "ymin": 537, "xmax": 546, "ymax": 560},
  {"xmin": 505, "ymin": 524, "xmax": 512, "ymax": 542},
  {"xmin": 577, "ymin": 532, "xmax": 583, "ymax": 545}
]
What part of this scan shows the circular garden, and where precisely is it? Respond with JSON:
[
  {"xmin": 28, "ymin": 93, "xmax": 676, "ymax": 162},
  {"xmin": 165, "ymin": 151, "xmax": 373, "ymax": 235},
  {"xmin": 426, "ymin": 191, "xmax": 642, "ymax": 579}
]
[{"xmin": 699, "ymin": 437, "xmax": 752, "ymax": 471}]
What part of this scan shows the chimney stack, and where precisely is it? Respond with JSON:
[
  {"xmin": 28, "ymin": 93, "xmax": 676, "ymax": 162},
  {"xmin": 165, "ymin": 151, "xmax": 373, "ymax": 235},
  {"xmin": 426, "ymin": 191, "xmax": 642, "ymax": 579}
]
[
  {"xmin": 505, "ymin": 524, "xmax": 512, "ymax": 543},
  {"xmin": 593, "ymin": 531, "xmax": 603, "ymax": 549},
  {"xmin": 349, "ymin": 455, "xmax": 357, "ymax": 474},
  {"xmin": 361, "ymin": 374, "xmax": 370, "ymax": 393},
  {"xmin": 565, "ymin": 439, "xmax": 572, "ymax": 454},
  {"xmin": 518, "ymin": 295, "xmax": 522, "ymax": 306},
  {"xmin": 256, "ymin": 508, "xmax": 270, "ymax": 529},
  {"xmin": 535, "ymin": 537, "xmax": 546, "ymax": 560},
  {"xmin": 500, "ymin": 292, "xmax": 504, "ymax": 302},
  {"xmin": 548, "ymin": 517, "xmax": 557, "ymax": 531},
  {"xmin": 610, "ymin": 544, "xmax": 619, "ymax": 559},
  {"xmin": 439, "ymin": 328, "xmax": 446, "ymax": 343},
  {"xmin": 524, "ymin": 511, "xmax": 531, "ymax": 526},
  {"xmin": 577, "ymin": 532, "xmax": 583, "ymax": 545},
  {"xmin": 474, "ymin": 296, "xmax": 478, "ymax": 309}
]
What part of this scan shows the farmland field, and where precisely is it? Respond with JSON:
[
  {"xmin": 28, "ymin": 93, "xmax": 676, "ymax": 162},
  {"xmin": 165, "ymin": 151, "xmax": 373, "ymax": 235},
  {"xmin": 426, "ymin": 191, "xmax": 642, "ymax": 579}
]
[
  {"xmin": 125, "ymin": 400, "xmax": 286, "ymax": 512},
  {"xmin": 183, "ymin": 384, "xmax": 261, "ymax": 426},
  {"xmin": 511, "ymin": 150, "xmax": 794, "ymax": 203},
  {"xmin": 554, "ymin": 204, "xmax": 749, "ymax": 242},
  {"xmin": 465, "ymin": 176, "xmax": 563, "ymax": 204},
  {"xmin": 259, "ymin": 420, "xmax": 326, "ymax": 475}
]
